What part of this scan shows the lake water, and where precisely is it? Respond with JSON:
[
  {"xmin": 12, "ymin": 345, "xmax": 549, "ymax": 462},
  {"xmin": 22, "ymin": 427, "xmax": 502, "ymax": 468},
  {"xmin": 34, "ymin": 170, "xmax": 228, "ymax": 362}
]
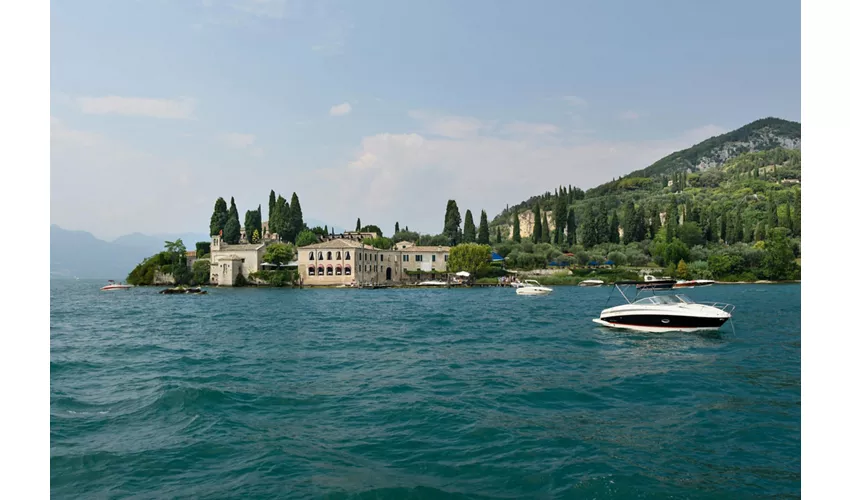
[{"xmin": 51, "ymin": 280, "xmax": 800, "ymax": 498}]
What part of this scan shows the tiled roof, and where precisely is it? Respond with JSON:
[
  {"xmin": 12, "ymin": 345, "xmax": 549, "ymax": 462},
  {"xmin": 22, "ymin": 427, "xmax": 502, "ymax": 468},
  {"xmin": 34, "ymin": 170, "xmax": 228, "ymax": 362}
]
[
  {"xmin": 398, "ymin": 246, "xmax": 449, "ymax": 252},
  {"xmin": 299, "ymin": 239, "xmax": 376, "ymax": 250}
]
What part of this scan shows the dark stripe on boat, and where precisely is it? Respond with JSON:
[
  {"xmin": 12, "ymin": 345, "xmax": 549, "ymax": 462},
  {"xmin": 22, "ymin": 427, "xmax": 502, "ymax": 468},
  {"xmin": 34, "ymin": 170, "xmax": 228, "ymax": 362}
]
[{"xmin": 601, "ymin": 314, "xmax": 728, "ymax": 328}]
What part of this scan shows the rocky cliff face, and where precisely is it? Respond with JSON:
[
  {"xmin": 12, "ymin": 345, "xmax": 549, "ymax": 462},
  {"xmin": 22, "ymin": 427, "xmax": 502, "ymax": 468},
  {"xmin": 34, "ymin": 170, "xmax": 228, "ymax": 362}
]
[
  {"xmin": 691, "ymin": 130, "xmax": 801, "ymax": 173},
  {"xmin": 495, "ymin": 209, "xmax": 557, "ymax": 240}
]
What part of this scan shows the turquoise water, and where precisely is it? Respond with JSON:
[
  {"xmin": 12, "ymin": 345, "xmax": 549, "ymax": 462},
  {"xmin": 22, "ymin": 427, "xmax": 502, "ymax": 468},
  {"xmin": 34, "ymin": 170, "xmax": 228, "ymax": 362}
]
[{"xmin": 51, "ymin": 281, "xmax": 800, "ymax": 498}]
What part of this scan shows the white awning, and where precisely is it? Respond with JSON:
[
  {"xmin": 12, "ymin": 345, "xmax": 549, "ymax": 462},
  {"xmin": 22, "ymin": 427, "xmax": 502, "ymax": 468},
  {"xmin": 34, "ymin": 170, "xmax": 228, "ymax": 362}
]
[{"xmin": 455, "ymin": 271, "xmax": 470, "ymax": 277}]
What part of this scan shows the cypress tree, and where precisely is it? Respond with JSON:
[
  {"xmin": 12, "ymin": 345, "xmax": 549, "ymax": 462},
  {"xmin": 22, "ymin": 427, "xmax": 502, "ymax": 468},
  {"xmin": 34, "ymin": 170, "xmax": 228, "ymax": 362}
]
[
  {"xmin": 665, "ymin": 200, "xmax": 677, "ymax": 243},
  {"xmin": 290, "ymin": 192, "xmax": 304, "ymax": 235},
  {"xmin": 395, "ymin": 222, "xmax": 400, "ymax": 234},
  {"xmin": 632, "ymin": 206, "xmax": 647, "ymax": 243},
  {"xmin": 477, "ymin": 210, "xmax": 490, "ymax": 244},
  {"xmin": 541, "ymin": 210, "xmax": 551, "ymax": 243},
  {"xmin": 766, "ymin": 194, "xmax": 777, "ymax": 230},
  {"xmin": 228, "ymin": 197, "xmax": 239, "ymax": 227},
  {"xmin": 609, "ymin": 211, "xmax": 620, "ymax": 244},
  {"xmin": 566, "ymin": 208, "xmax": 576, "ymax": 246},
  {"xmin": 443, "ymin": 200, "xmax": 462, "ymax": 245},
  {"xmin": 276, "ymin": 196, "xmax": 293, "ymax": 242},
  {"xmin": 463, "ymin": 209, "xmax": 476, "ymax": 243},
  {"xmin": 754, "ymin": 221, "xmax": 765, "ymax": 241},
  {"xmin": 650, "ymin": 209, "xmax": 661, "ymax": 240},
  {"xmin": 512, "ymin": 210, "xmax": 521, "ymax": 242},
  {"xmin": 596, "ymin": 206, "xmax": 610, "ymax": 244},
  {"xmin": 223, "ymin": 215, "xmax": 240, "ymax": 244},
  {"xmin": 532, "ymin": 204, "xmax": 542, "ymax": 243},
  {"xmin": 356, "ymin": 218, "xmax": 361, "ymax": 231},
  {"xmin": 622, "ymin": 203, "xmax": 636, "ymax": 244},
  {"xmin": 719, "ymin": 212, "xmax": 728, "ymax": 243},
  {"xmin": 496, "ymin": 227, "xmax": 502, "ymax": 243},
  {"xmin": 210, "ymin": 197, "xmax": 228, "ymax": 236},
  {"xmin": 268, "ymin": 190, "xmax": 276, "ymax": 219}
]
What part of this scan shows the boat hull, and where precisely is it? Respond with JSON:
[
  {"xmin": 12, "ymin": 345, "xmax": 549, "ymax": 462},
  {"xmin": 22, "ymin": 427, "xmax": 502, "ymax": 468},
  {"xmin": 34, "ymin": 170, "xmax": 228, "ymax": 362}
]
[
  {"xmin": 516, "ymin": 288, "xmax": 552, "ymax": 296},
  {"xmin": 594, "ymin": 314, "xmax": 729, "ymax": 332},
  {"xmin": 101, "ymin": 285, "xmax": 132, "ymax": 290}
]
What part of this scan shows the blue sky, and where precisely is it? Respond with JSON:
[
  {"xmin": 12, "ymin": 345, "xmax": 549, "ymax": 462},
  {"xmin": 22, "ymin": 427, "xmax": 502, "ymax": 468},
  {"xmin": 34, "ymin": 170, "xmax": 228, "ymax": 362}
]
[{"xmin": 50, "ymin": 0, "xmax": 800, "ymax": 240}]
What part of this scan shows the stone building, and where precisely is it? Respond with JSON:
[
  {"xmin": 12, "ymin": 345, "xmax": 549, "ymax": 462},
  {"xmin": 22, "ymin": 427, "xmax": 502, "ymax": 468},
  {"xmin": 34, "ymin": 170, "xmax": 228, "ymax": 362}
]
[
  {"xmin": 296, "ymin": 239, "xmax": 402, "ymax": 286},
  {"xmin": 208, "ymin": 235, "xmax": 267, "ymax": 286}
]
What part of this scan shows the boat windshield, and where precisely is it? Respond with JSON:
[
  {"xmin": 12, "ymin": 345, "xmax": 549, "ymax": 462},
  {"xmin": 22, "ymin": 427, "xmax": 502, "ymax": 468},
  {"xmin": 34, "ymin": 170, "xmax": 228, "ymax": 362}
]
[{"xmin": 633, "ymin": 295, "xmax": 692, "ymax": 305}]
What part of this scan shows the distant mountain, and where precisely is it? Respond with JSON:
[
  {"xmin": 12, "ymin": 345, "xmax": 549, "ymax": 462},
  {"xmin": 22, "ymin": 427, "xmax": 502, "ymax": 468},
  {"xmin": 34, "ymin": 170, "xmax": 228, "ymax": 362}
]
[
  {"xmin": 111, "ymin": 231, "xmax": 209, "ymax": 255},
  {"xmin": 50, "ymin": 226, "xmax": 208, "ymax": 279}
]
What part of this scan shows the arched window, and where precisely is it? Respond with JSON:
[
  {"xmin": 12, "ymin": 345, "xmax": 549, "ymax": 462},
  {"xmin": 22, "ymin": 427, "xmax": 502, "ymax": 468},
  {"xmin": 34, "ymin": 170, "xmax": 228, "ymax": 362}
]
[
  {"xmin": 318, "ymin": 252, "xmax": 324, "ymax": 260},
  {"xmin": 308, "ymin": 266, "xmax": 315, "ymax": 276},
  {"xmin": 336, "ymin": 251, "xmax": 341, "ymax": 260},
  {"xmin": 345, "ymin": 251, "xmax": 351, "ymax": 260},
  {"xmin": 326, "ymin": 251, "xmax": 332, "ymax": 260},
  {"xmin": 345, "ymin": 266, "xmax": 351, "ymax": 275},
  {"xmin": 317, "ymin": 266, "xmax": 325, "ymax": 276},
  {"xmin": 335, "ymin": 266, "xmax": 342, "ymax": 275},
  {"xmin": 308, "ymin": 251, "xmax": 314, "ymax": 260}
]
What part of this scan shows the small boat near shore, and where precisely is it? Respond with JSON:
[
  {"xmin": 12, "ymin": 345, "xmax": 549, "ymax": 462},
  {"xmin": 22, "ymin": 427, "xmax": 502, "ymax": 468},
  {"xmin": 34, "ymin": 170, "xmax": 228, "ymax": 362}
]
[
  {"xmin": 637, "ymin": 275, "xmax": 676, "ymax": 290},
  {"xmin": 159, "ymin": 286, "xmax": 207, "ymax": 295},
  {"xmin": 516, "ymin": 280, "xmax": 553, "ymax": 296},
  {"xmin": 673, "ymin": 279, "xmax": 716, "ymax": 289},
  {"xmin": 101, "ymin": 280, "xmax": 133, "ymax": 291},
  {"xmin": 579, "ymin": 279, "xmax": 605, "ymax": 287}
]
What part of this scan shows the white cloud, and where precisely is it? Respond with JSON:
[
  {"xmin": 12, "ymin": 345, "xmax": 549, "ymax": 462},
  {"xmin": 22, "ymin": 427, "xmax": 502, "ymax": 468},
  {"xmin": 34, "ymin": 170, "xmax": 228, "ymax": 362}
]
[
  {"xmin": 76, "ymin": 96, "xmax": 196, "ymax": 119},
  {"xmin": 620, "ymin": 110, "xmax": 640, "ymax": 121},
  {"xmin": 297, "ymin": 113, "xmax": 727, "ymax": 235},
  {"xmin": 559, "ymin": 95, "xmax": 588, "ymax": 107},
  {"xmin": 329, "ymin": 102, "xmax": 352, "ymax": 116},
  {"xmin": 219, "ymin": 132, "xmax": 256, "ymax": 148},
  {"xmin": 408, "ymin": 110, "xmax": 493, "ymax": 139}
]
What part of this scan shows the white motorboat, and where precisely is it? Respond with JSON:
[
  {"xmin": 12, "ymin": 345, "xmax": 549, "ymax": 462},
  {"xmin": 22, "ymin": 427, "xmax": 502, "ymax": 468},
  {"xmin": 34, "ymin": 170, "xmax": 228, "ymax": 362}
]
[
  {"xmin": 418, "ymin": 280, "xmax": 448, "ymax": 286},
  {"xmin": 515, "ymin": 280, "xmax": 553, "ymax": 296},
  {"xmin": 593, "ymin": 282, "xmax": 734, "ymax": 333},
  {"xmin": 101, "ymin": 280, "xmax": 133, "ymax": 291},
  {"xmin": 579, "ymin": 279, "xmax": 605, "ymax": 287}
]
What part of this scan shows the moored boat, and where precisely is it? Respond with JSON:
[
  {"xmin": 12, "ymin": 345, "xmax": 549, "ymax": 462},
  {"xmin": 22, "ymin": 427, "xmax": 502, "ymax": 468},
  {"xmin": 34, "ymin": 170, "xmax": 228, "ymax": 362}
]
[
  {"xmin": 579, "ymin": 279, "xmax": 605, "ymax": 287},
  {"xmin": 159, "ymin": 286, "xmax": 207, "ymax": 294},
  {"xmin": 516, "ymin": 280, "xmax": 553, "ymax": 296},
  {"xmin": 101, "ymin": 280, "xmax": 133, "ymax": 291},
  {"xmin": 593, "ymin": 282, "xmax": 734, "ymax": 333}
]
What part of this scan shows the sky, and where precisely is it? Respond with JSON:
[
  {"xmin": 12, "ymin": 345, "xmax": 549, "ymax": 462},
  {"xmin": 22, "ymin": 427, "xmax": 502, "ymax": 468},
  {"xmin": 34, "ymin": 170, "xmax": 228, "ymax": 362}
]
[{"xmin": 50, "ymin": 0, "xmax": 801, "ymax": 240}]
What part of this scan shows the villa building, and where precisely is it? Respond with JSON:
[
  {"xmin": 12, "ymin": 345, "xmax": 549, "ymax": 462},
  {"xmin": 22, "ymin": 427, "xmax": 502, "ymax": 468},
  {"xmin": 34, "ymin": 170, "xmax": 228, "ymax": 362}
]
[{"xmin": 296, "ymin": 239, "xmax": 402, "ymax": 286}]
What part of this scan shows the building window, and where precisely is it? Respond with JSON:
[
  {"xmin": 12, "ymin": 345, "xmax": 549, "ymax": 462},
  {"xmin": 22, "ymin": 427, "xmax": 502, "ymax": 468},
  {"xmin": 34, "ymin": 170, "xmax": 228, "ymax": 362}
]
[
  {"xmin": 380, "ymin": 254, "xmax": 384, "ymax": 262},
  {"xmin": 318, "ymin": 252, "xmax": 324, "ymax": 260},
  {"xmin": 431, "ymin": 255, "xmax": 436, "ymax": 262},
  {"xmin": 336, "ymin": 251, "xmax": 341, "ymax": 260},
  {"xmin": 403, "ymin": 255, "xmax": 409, "ymax": 262},
  {"xmin": 345, "ymin": 266, "xmax": 351, "ymax": 275},
  {"xmin": 345, "ymin": 251, "xmax": 351, "ymax": 260},
  {"xmin": 317, "ymin": 266, "xmax": 324, "ymax": 276},
  {"xmin": 336, "ymin": 266, "xmax": 343, "ymax": 275},
  {"xmin": 308, "ymin": 251, "xmax": 314, "ymax": 260},
  {"xmin": 326, "ymin": 251, "xmax": 332, "ymax": 260},
  {"xmin": 415, "ymin": 255, "xmax": 423, "ymax": 262},
  {"xmin": 444, "ymin": 255, "xmax": 449, "ymax": 262},
  {"xmin": 308, "ymin": 266, "xmax": 315, "ymax": 276}
]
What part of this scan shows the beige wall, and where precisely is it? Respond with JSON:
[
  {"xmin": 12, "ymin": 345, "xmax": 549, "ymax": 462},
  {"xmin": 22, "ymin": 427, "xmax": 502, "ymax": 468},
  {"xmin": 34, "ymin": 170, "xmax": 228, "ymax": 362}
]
[
  {"xmin": 399, "ymin": 249, "xmax": 450, "ymax": 273},
  {"xmin": 298, "ymin": 246, "xmax": 403, "ymax": 285},
  {"xmin": 208, "ymin": 240, "xmax": 266, "ymax": 286}
]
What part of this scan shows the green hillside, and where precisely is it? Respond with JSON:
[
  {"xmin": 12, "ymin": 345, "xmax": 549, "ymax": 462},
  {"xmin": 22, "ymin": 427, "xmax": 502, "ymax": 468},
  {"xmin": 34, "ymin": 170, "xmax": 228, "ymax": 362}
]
[{"xmin": 485, "ymin": 117, "xmax": 801, "ymax": 282}]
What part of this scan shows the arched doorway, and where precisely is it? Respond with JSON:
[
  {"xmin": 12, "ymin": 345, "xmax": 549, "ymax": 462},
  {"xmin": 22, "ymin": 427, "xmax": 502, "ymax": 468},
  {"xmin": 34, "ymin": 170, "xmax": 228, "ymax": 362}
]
[{"xmin": 385, "ymin": 267, "xmax": 392, "ymax": 281}]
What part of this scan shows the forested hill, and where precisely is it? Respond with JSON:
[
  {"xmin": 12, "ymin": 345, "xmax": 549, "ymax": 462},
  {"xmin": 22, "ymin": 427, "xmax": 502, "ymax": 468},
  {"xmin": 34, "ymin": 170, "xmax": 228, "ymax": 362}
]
[
  {"xmin": 491, "ymin": 117, "xmax": 801, "ymax": 229},
  {"xmin": 483, "ymin": 117, "xmax": 801, "ymax": 281}
]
